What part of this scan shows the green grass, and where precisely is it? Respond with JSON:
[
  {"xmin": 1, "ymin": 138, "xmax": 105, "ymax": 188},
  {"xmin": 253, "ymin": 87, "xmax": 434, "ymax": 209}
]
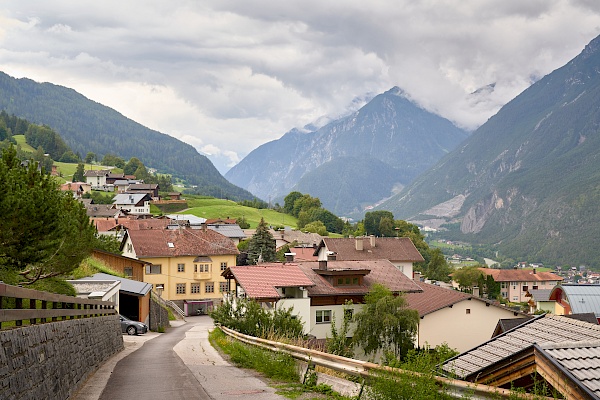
[
  {"xmin": 13, "ymin": 135, "xmax": 36, "ymax": 152},
  {"xmin": 209, "ymin": 328, "xmax": 353, "ymax": 400},
  {"xmin": 182, "ymin": 196, "xmax": 298, "ymax": 229}
]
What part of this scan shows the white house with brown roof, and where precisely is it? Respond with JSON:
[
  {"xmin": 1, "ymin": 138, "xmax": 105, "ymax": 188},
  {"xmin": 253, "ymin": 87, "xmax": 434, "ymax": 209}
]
[
  {"xmin": 121, "ymin": 226, "xmax": 239, "ymax": 308},
  {"xmin": 223, "ymin": 258, "xmax": 422, "ymax": 339},
  {"xmin": 479, "ymin": 268, "xmax": 563, "ymax": 303},
  {"xmin": 405, "ymin": 282, "xmax": 528, "ymax": 352},
  {"xmin": 313, "ymin": 237, "xmax": 424, "ymax": 279},
  {"xmin": 113, "ymin": 193, "xmax": 152, "ymax": 215}
]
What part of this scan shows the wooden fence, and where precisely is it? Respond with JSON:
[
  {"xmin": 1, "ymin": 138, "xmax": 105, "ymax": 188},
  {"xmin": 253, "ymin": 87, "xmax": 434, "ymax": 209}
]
[{"xmin": 0, "ymin": 281, "xmax": 116, "ymax": 329}]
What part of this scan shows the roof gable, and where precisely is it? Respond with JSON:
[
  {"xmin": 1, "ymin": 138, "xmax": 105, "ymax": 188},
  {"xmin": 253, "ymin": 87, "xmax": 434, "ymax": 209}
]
[
  {"xmin": 225, "ymin": 264, "xmax": 314, "ymax": 299},
  {"xmin": 127, "ymin": 228, "xmax": 239, "ymax": 257},
  {"xmin": 318, "ymin": 237, "xmax": 424, "ymax": 262}
]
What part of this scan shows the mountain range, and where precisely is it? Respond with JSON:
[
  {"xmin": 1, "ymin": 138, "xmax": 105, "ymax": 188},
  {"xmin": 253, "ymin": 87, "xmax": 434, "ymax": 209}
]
[
  {"xmin": 0, "ymin": 72, "xmax": 255, "ymax": 201},
  {"xmin": 379, "ymin": 34, "xmax": 600, "ymax": 267},
  {"xmin": 225, "ymin": 87, "xmax": 469, "ymax": 216}
]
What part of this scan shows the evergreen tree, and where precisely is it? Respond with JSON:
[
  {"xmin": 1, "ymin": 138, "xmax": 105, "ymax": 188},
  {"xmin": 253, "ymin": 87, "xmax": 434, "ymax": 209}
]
[
  {"xmin": 73, "ymin": 163, "xmax": 85, "ymax": 182},
  {"xmin": 246, "ymin": 218, "xmax": 276, "ymax": 264},
  {"xmin": 0, "ymin": 145, "xmax": 96, "ymax": 284}
]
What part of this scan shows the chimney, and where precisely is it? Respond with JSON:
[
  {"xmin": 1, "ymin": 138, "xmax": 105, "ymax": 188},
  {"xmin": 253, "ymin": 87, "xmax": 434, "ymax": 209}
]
[
  {"xmin": 285, "ymin": 253, "xmax": 295, "ymax": 263},
  {"xmin": 319, "ymin": 260, "xmax": 327, "ymax": 270},
  {"xmin": 355, "ymin": 238, "xmax": 364, "ymax": 251},
  {"xmin": 413, "ymin": 272, "xmax": 422, "ymax": 282},
  {"xmin": 533, "ymin": 268, "xmax": 537, "ymax": 274},
  {"xmin": 370, "ymin": 235, "xmax": 376, "ymax": 247},
  {"xmin": 473, "ymin": 286, "xmax": 480, "ymax": 297}
]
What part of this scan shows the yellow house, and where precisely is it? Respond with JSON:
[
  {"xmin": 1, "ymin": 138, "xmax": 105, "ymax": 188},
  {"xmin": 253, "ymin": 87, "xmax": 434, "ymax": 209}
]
[{"xmin": 121, "ymin": 226, "xmax": 239, "ymax": 309}]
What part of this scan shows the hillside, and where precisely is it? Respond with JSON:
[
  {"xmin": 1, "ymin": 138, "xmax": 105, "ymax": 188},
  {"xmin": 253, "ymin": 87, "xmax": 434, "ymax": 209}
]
[
  {"xmin": 0, "ymin": 72, "xmax": 255, "ymax": 201},
  {"xmin": 225, "ymin": 87, "xmax": 469, "ymax": 216},
  {"xmin": 380, "ymin": 34, "xmax": 600, "ymax": 266}
]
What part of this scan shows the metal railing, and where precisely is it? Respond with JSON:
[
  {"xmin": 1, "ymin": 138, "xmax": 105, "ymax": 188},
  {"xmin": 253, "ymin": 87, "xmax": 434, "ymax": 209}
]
[
  {"xmin": 219, "ymin": 326, "xmax": 553, "ymax": 400},
  {"xmin": 0, "ymin": 281, "xmax": 116, "ymax": 329}
]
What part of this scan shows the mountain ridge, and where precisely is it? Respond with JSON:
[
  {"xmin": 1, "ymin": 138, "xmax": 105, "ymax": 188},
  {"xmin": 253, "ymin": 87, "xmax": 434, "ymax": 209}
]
[
  {"xmin": 380, "ymin": 34, "xmax": 600, "ymax": 266},
  {"xmin": 226, "ymin": 87, "xmax": 469, "ymax": 215},
  {"xmin": 0, "ymin": 72, "xmax": 255, "ymax": 201}
]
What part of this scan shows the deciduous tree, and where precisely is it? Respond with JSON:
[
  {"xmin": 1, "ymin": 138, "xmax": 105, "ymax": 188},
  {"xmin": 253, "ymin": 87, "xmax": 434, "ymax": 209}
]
[{"xmin": 352, "ymin": 284, "xmax": 419, "ymax": 359}]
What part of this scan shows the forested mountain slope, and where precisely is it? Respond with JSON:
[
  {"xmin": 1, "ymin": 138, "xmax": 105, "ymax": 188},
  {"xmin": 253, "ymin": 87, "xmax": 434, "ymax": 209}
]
[
  {"xmin": 380, "ymin": 34, "xmax": 600, "ymax": 266},
  {"xmin": 0, "ymin": 72, "xmax": 255, "ymax": 200},
  {"xmin": 226, "ymin": 87, "xmax": 469, "ymax": 215}
]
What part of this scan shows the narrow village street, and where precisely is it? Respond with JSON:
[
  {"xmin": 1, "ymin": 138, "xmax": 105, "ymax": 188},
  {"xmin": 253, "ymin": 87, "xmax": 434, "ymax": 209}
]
[{"xmin": 71, "ymin": 316, "xmax": 286, "ymax": 400}]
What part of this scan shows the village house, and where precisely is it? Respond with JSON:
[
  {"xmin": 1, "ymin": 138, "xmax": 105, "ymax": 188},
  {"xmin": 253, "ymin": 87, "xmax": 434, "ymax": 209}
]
[
  {"xmin": 479, "ymin": 267, "xmax": 563, "ymax": 303},
  {"xmin": 222, "ymin": 258, "xmax": 422, "ymax": 340},
  {"xmin": 313, "ymin": 236, "xmax": 425, "ymax": 279},
  {"xmin": 405, "ymin": 282, "xmax": 528, "ymax": 352},
  {"xmin": 121, "ymin": 225, "xmax": 239, "ymax": 314},
  {"xmin": 60, "ymin": 181, "xmax": 91, "ymax": 198},
  {"xmin": 112, "ymin": 193, "xmax": 153, "ymax": 215},
  {"xmin": 127, "ymin": 183, "xmax": 159, "ymax": 199}
]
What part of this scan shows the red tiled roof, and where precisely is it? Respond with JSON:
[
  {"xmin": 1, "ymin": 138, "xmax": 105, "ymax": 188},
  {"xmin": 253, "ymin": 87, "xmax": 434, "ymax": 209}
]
[
  {"xmin": 288, "ymin": 247, "xmax": 318, "ymax": 261},
  {"xmin": 296, "ymin": 260, "xmax": 422, "ymax": 296},
  {"xmin": 128, "ymin": 228, "xmax": 239, "ymax": 257},
  {"xmin": 95, "ymin": 220, "xmax": 119, "ymax": 232},
  {"xmin": 479, "ymin": 268, "xmax": 563, "ymax": 283},
  {"xmin": 227, "ymin": 264, "xmax": 315, "ymax": 299},
  {"xmin": 317, "ymin": 237, "xmax": 425, "ymax": 263},
  {"xmin": 405, "ymin": 282, "xmax": 472, "ymax": 317},
  {"xmin": 118, "ymin": 218, "xmax": 173, "ymax": 230}
]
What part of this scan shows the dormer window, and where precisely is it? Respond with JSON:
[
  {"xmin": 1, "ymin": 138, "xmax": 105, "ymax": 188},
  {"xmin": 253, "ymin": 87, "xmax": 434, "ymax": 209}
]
[
  {"xmin": 167, "ymin": 242, "xmax": 174, "ymax": 248},
  {"xmin": 335, "ymin": 276, "xmax": 361, "ymax": 286}
]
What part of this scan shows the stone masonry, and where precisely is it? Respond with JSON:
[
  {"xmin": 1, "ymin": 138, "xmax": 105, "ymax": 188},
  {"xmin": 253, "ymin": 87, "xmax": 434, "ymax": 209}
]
[{"xmin": 0, "ymin": 315, "xmax": 124, "ymax": 400}]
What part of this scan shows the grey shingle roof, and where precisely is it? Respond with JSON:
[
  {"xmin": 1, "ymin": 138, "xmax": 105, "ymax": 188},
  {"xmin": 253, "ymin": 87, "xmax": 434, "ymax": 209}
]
[
  {"xmin": 540, "ymin": 340, "xmax": 600, "ymax": 399},
  {"xmin": 553, "ymin": 284, "xmax": 600, "ymax": 318},
  {"xmin": 442, "ymin": 314, "xmax": 600, "ymax": 379},
  {"xmin": 207, "ymin": 224, "xmax": 246, "ymax": 239},
  {"xmin": 88, "ymin": 273, "xmax": 152, "ymax": 296}
]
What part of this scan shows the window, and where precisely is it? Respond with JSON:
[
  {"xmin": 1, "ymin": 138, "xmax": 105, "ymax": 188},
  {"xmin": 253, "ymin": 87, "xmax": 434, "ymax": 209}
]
[
  {"xmin": 512, "ymin": 296, "xmax": 518, "ymax": 301},
  {"xmin": 220, "ymin": 262, "xmax": 228, "ymax": 271},
  {"xmin": 316, "ymin": 310, "xmax": 331, "ymax": 324},
  {"xmin": 124, "ymin": 267, "xmax": 133, "ymax": 277},
  {"xmin": 146, "ymin": 264, "xmax": 161, "ymax": 274},
  {"xmin": 220, "ymin": 282, "xmax": 228, "ymax": 292},
  {"xmin": 466, "ymin": 309, "xmax": 471, "ymax": 314},
  {"xmin": 194, "ymin": 264, "xmax": 198, "ymax": 273},
  {"xmin": 176, "ymin": 283, "xmax": 186, "ymax": 294},
  {"xmin": 522, "ymin": 286, "xmax": 528, "ymax": 292},
  {"xmin": 126, "ymin": 243, "xmax": 133, "ymax": 252},
  {"xmin": 205, "ymin": 282, "xmax": 214, "ymax": 293},
  {"xmin": 532, "ymin": 285, "xmax": 538, "ymax": 290},
  {"xmin": 177, "ymin": 263, "xmax": 185, "ymax": 272},
  {"xmin": 191, "ymin": 283, "xmax": 201, "ymax": 294}
]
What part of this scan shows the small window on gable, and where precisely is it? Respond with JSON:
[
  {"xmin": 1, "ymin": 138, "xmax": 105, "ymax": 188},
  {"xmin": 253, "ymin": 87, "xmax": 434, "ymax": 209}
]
[{"xmin": 466, "ymin": 309, "xmax": 471, "ymax": 315}]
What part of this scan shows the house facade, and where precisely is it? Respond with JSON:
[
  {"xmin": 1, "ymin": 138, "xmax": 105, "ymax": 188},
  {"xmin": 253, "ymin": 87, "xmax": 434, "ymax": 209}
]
[
  {"xmin": 113, "ymin": 193, "xmax": 152, "ymax": 215},
  {"xmin": 84, "ymin": 169, "xmax": 110, "ymax": 190},
  {"xmin": 121, "ymin": 227, "xmax": 239, "ymax": 307},
  {"xmin": 480, "ymin": 268, "xmax": 563, "ymax": 303},
  {"xmin": 223, "ymin": 258, "xmax": 422, "ymax": 339},
  {"xmin": 549, "ymin": 284, "xmax": 600, "ymax": 323},
  {"xmin": 405, "ymin": 282, "xmax": 528, "ymax": 352},
  {"xmin": 313, "ymin": 236, "xmax": 425, "ymax": 279}
]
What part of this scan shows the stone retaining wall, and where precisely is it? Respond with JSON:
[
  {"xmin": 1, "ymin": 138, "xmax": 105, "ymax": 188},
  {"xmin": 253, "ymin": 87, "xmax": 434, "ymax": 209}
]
[{"xmin": 0, "ymin": 315, "xmax": 124, "ymax": 400}]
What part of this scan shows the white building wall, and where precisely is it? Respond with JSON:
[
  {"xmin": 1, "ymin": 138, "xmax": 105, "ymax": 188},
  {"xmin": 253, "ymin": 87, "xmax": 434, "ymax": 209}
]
[
  {"xmin": 309, "ymin": 304, "xmax": 362, "ymax": 339},
  {"xmin": 277, "ymin": 298, "xmax": 311, "ymax": 334},
  {"xmin": 417, "ymin": 299, "xmax": 524, "ymax": 353},
  {"xmin": 391, "ymin": 261, "xmax": 413, "ymax": 279}
]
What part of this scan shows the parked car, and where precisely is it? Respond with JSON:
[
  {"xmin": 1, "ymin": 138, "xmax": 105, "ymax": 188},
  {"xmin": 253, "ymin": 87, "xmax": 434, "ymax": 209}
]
[{"xmin": 119, "ymin": 315, "xmax": 148, "ymax": 335}]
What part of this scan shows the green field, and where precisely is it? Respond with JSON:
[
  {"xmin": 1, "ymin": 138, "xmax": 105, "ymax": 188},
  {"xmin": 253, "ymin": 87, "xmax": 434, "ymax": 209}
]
[
  {"xmin": 13, "ymin": 135, "xmax": 36, "ymax": 152},
  {"xmin": 54, "ymin": 162, "xmax": 121, "ymax": 184},
  {"xmin": 182, "ymin": 197, "xmax": 298, "ymax": 229}
]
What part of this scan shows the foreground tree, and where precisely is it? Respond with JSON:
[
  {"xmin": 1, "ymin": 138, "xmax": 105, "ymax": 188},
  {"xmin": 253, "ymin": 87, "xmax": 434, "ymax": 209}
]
[
  {"xmin": 352, "ymin": 284, "xmax": 419, "ymax": 359},
  {"xmin": 0, "ymin": 145, "xmax": 96, "ymax": 284},
  {"xmin": 246, "ymin": 218, "xmax": 276, "ymax": 264}
]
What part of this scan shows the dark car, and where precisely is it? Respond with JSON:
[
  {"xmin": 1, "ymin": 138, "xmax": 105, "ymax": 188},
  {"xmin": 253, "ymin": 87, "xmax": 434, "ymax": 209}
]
[{"xmin": 119, "ymin": 315, "xmax": 148, "ymax": 335}]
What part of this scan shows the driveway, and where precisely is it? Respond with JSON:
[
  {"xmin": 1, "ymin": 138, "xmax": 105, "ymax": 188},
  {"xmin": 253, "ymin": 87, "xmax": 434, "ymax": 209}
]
[{"xmin": 71, "ymin": 316, "xmax": 285, "ymax": 400}]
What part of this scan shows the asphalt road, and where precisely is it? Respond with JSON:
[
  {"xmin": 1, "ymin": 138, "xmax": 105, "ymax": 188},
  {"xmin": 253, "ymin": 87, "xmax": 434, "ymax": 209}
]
[{"xmin": 71, "ymin": 316, "xmax": 285, "ymax": 400}]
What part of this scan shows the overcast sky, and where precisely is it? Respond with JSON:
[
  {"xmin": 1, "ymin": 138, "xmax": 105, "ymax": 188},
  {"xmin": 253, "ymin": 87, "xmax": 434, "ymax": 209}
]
[{"xmin": 1, "ymin": 1, "xmax": 600, "ymax": 173}]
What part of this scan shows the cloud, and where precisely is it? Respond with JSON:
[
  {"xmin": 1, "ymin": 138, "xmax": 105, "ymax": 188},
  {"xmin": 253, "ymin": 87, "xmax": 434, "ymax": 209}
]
[{"xmin": 0, "ymin": 1, "xmax": 599, "ymax": 168}]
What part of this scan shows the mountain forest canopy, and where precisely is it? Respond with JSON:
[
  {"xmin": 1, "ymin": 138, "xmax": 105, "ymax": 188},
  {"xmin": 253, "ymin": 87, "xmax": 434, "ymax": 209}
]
[{"xmin": 0, "ymin": 71, "xmax": 255, "ymax": 201}]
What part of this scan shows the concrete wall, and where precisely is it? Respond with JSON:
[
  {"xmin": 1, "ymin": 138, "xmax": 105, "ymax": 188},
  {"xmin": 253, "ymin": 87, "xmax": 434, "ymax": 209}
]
[{"xmin": 0, "ymin": 316, "xmax": 123, "ymax": 400}]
